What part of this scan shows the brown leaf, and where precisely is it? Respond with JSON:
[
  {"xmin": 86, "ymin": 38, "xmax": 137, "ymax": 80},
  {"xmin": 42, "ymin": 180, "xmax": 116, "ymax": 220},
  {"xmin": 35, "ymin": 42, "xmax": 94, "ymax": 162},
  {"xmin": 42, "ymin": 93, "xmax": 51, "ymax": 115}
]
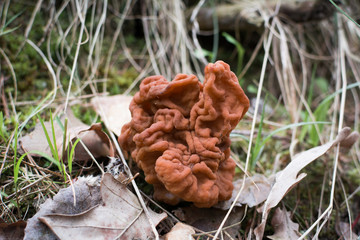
[
  {"xmin": 164, "ymin": 222, "xmax": 195, "ymax": 240},
  {"xmin": 24, "ymin": 176, "xmax": 102, "ymax": 240},
  {"xmin": 173, "ymin": 206, "xmax": 244, "ymax": 239},
  {"xmin": 19, "ymin": 110, "xmax": 87, "ymax": 157},
  {"xmin": 337, "ymin": 222, "xmax": 358, "ymax": 240},
  {"xmin": 340, "ymin": 131, "xmax": 360, "ymax": 149},
  {"xmin": 91, "ymin": 95, "xmax": 133, "ymax": 135},
  {"xmin": 19, "ymin": 110, "xmax": 114, "ymax": 163},
  {"xmin": 70, "ymin": 123, "xmax": 115, "ymax": 162},
  {"xmin": 267, "ymin": 208, "xmax": 301, "ymax": 240},
  {"xmin": 39, "ymin": 173, "xmax": 166, "ymax": 240},
  {"xmin": 215, "ymin": 174, "xmax": 271, "ymax": 209},
  {"xmin": 0, "ymin": 219, "xmax": 27, "ymax": 240},
  {"xmin": 255, "ymin": 127, "xmax": 356, "ymax": 240}
]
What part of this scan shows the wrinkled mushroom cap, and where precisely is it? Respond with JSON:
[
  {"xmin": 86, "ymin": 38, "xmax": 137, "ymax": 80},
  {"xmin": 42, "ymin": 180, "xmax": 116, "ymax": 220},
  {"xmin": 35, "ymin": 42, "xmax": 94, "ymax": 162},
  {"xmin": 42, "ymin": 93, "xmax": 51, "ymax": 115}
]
[{"xmin": 119, "ymin": 61, "xmax": 249, "ymax": 207}]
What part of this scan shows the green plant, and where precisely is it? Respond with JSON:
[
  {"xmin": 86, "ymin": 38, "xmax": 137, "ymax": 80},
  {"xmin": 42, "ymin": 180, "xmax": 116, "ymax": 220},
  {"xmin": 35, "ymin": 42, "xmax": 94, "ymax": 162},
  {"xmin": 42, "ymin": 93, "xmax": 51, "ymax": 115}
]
[
  {"xmin": 232, "ymin": 120, "xmax": 331, "ymax": 172},
  {"xmin": 0, "ymin": 10, "xmax": 22, "ymax": 36},
  {"xmin": 194, "ymin": 48, "xmax": 215, "ymax": 62},
  {"xmin": 222, "ymin": 32, "xmax": 245, "ymax": 77},
  {"xmin": 249, "ymin": 95, "xmax": 267, "ymax": 170},
  {"xmin": 56, "ymin": 115, "xmax": 80, "ymax": 175},
  {"xmin": 0, "ymin": 112, "xmax": 9, "ymax": 142},
  {"xmin": 299, "ymin": 79, "xmax": 360, "ymax": 146},
  {"xmin": 299, "ymin": 75, "xmax": 331, "ymax": 146},
  {"xmin": 14, "ymin": 112, "xmax": 82, "ymax": 188},
  {"xmin": 329, "ymin": 0, "xmax": 360, "ymax": 28}
]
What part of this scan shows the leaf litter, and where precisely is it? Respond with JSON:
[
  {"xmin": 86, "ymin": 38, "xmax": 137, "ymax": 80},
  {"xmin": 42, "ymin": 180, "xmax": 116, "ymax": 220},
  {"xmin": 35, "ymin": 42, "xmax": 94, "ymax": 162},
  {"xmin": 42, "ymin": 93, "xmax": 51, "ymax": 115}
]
[
  {"xmin": 336, "ymin": 222, "xmax": 358, "ymax": 240},
  {"xmin": 0, "ymin": 219, "xmax": 27, "ymax": 240},
  {"xmin": 24, "ymin": 173, "xmax": 166, "ymax": 240},
  {"xmin": 91, "ymin": 95, "xmax": 133, "ymax": 135},
  {"xmin": 24, "ymin": 176, "xmax": 103, "ymax": 240},
  {"xmin": 254, "ymin": 127, "xmax": 359, "ymax": 239},
  {"xmin": 164, "ymin": 222, "xmax": 195, "ymax": 240},
  {"xmin": 19, "ymin": 110, "xmax": 115, "ymax": 164},
  {"xmin": 15, "ymin": 104, "xmax": 359, "ymax": 239},
  {"xmin": 91, "ymin": 94, "xmax": 359, "ymax": 239},
  {"xmin": 215, "ymin": 174, "xmax": 272, "ymax": 210},
  {"xmin": 267, "ymin": 207, "xmax": 301, "ymax": 240},
  {"xmin": 173, "ymin": 205, "xmax": 244, "ymax": 239}
]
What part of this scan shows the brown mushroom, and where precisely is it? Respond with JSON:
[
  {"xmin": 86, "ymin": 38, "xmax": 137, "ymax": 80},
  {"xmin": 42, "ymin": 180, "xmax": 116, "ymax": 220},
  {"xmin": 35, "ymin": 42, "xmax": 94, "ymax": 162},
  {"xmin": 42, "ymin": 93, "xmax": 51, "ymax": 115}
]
[{"xmin": 119, "ymin": 61, "xmax": 249, "ymax": 207}]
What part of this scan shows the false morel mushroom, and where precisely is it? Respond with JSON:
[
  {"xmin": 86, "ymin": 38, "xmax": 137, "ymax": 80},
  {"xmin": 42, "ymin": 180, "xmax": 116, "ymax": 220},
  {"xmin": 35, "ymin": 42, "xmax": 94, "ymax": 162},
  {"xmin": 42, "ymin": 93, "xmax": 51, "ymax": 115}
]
[{"xmin": 119, "ymin": 61, "xmax": 249, "ymax": 207}]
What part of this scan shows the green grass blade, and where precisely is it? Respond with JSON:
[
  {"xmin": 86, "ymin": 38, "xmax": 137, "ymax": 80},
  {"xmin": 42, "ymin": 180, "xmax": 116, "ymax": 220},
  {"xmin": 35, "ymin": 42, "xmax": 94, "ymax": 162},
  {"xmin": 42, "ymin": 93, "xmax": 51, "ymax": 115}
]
[
  {"xmin": 68, "ymin": 138, "xmax": 81, "ymax": 174},
  {"xmin": 14, "ymin": 150, "xmax": 61, "ymax": 186},
  {"xmin": 261, "ymin": 121, "xmax": 330, "ymax": 147},
  {"xmin": 0, "ymin": 112, "xmax": 9, "ymax": 142},
  {"xmin": 0, "ymin": 26, "xmax": 20, "ymax": 37},
  {"xmin": 222, "ymin": 32, "xmax": 245, "ymax": 75},
  {"xmin": 61, "ymin": 118, "xmax": 68, "ymax": 162},
  {"xmin": 13, "ymin": 121, "xmax": 19, "ymax": 185},
  {"xmin": 316, "ymin": 82, "xmax": 360, "ymax": 112},
  {"xmin": 27, "ymin": 150, "xmax": 60, "ymax": 168},
  {"xmin": 2, "ymin": 10, "xmax": 24, "ymax": 29},
  {"xmin": 14, "ymin": 153, "xmax": 28, "ymax": 186},
  {"xmin": 328, "ymin": 0, "xmax": 360, "ymax": 28},
  {"xmin": 50, "ymin": 113, "xmax": 60, "ymax": 163},
  {"xmin": 250, "ymin": 95, "xmax": 267, "ymax": 170},
  {"xmin": 37, "ymin": 114, "xmax": 57, "ymax": 159}
]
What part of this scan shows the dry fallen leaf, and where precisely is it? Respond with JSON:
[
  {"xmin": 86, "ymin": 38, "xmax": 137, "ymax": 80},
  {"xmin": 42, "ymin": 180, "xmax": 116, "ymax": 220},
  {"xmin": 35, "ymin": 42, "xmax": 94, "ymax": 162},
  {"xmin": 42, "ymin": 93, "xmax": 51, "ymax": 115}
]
[
  {"xmin": 0, "ymin": 219, "xmax": 27, "ymax": 240},
  {"xmin": 70, "ymin": 123, "xmax": 115, "ymax": 162},
  {"xmin": 215, "ymin": 174, "xmax": 271, "ymax": 210},
  {"xmin": 340, "ymin": 131, "xmax": 360, "ymax": 149},
  {"xmin": 255, "ymin": 127, "xmax": 358, "ymax": 240},
  {"xmin": 337, "ymin": 222, "xmax": 358, "ymax": 240},
  {"xmin": 24, "ymin": 176, "xmax": 102, "ymax": 240},
  {"xmin": 173, "ymin": 206, "xmax": 244, "ymax": 239},
  {"xmin": 19, "ymin": 110, "xmax": 114, "ymax": 163},
  {"xmin": 267, "ymin": 208, "xmax": 301, "ymax": 240},
  {"xmin": 39, "ymin": 173, "xmax": 166, "ymax": 240},
  {"xmin": 164, "ymin": 222, "xmax": 195, "ymax": 240},
  {"xmin": 91, "ymin": 95, "xmax": 133, "ymax": 135}
]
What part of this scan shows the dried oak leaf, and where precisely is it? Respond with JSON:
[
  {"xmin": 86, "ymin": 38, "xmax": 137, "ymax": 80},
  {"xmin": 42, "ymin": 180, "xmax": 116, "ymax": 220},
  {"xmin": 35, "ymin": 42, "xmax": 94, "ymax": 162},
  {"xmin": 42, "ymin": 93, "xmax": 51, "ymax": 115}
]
[
  {"xmin": 267, "ymin": 208, "xmax": 301, "ymax": 240},
  {"xmin": 39, "ymin": 173, "xmax": 166, "ymax": 240}
]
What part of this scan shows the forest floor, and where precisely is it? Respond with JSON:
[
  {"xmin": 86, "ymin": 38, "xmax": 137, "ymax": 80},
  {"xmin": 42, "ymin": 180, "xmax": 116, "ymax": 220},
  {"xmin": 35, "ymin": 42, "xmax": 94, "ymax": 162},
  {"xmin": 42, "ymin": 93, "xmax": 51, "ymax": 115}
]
[{"xmin": 1, "ymin": 0, "xmax": 360, "ymax": 239}]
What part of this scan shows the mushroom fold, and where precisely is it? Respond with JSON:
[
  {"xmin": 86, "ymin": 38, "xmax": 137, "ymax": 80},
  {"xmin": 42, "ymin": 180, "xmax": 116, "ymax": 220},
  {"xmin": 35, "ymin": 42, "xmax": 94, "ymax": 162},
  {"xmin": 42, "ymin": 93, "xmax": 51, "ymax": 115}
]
[{"xmin": 119, "ymin": 61, "xmax": 249, "ymax": 207}]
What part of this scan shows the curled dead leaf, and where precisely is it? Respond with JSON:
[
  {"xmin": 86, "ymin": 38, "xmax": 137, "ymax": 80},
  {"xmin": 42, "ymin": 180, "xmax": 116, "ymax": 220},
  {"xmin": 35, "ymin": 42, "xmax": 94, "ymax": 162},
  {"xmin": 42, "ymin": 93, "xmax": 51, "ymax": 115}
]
[
  {"xmin": 268, "ymin": 208, "xmax": 301, "ymax": 240},
  {"xmin": 69, "ymin": 123, "xmax": 115, "ymax": 162},
  {"xmin": 340, "ymin": 131, "xmax": 360, "ymax": 149}
]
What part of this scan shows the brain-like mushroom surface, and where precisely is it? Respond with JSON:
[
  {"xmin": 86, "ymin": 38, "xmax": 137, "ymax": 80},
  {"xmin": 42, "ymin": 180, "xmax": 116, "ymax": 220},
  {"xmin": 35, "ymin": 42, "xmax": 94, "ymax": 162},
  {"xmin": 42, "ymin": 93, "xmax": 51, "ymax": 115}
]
[{"xmin": 119, "ymin": 61, "xmax": 249, "ymax": 207}]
